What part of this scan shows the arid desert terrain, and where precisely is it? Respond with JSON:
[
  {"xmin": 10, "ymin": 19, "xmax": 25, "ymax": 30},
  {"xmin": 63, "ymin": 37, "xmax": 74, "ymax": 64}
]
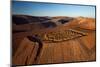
[{"xmin": 12, "ymin": 15, "xmax": 96, "ymax": 66}]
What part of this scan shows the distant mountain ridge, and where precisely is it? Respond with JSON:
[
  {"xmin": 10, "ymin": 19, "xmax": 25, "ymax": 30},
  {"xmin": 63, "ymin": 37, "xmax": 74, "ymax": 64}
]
[{"xmin": 12, "ymin": 15, "xmax": 95, "ymax": 33}]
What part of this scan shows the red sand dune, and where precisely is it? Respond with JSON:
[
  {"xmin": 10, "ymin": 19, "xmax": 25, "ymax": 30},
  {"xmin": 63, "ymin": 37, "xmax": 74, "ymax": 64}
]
[
  {"xmin": 12, "ymin": 15, "xmax": 96, "ymax": 65},
  {"xmin": 77, "ymin": 17, "xmax": 96, "ymax": 30}
]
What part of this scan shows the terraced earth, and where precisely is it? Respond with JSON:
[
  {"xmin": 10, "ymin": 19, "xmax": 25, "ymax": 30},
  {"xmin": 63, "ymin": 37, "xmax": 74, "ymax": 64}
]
[{"xmin": 32, "ymin": 29, "xmax": 87, "ymax": 42}]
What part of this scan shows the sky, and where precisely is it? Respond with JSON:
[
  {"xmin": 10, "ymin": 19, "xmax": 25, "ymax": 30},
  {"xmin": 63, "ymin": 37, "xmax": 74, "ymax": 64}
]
[{"xmin": 12, "ymin": 1, "xmax": 96, "ymax": 18}]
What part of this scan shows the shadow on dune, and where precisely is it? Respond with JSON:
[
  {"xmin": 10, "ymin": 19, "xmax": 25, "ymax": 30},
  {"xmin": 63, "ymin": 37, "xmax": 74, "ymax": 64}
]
[{"xmin": 27, "ymin": 35, "xmax": 43, "ymax": 62}]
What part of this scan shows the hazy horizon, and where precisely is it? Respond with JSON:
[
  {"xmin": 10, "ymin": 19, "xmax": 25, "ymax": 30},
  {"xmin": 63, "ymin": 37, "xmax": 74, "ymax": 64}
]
[{"xmin": 12, "ymin": 1, "xmax": 96, "ymax": 18}]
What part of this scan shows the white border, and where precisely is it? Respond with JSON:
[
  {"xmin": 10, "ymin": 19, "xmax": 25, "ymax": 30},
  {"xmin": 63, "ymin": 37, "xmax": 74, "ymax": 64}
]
[
  {"xmin": 14, "ymin": 0, "xmax": 96, "ymax": 5},
  {"xmin": 0, "ymin": 0, "xmax": 10, "ymax": 67}
]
